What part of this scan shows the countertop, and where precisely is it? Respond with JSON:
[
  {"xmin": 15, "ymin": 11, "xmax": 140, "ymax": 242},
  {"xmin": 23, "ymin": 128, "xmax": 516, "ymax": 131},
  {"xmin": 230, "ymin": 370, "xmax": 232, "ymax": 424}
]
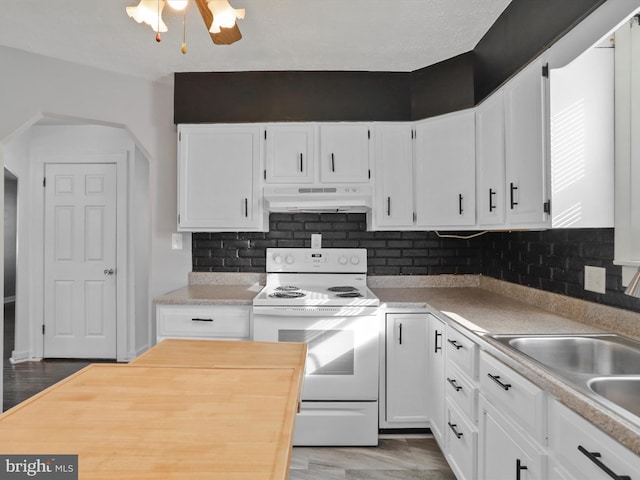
[{"xmin": 154, "ymin": 273, "xmax": 640, "ymax": 456}]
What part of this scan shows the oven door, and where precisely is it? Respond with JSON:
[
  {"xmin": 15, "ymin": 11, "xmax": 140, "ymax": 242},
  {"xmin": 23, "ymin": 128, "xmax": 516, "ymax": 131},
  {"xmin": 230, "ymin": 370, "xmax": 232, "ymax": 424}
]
[{"xmin": 253, "ymin": 313, "xmax": 379, "ymax": 401}]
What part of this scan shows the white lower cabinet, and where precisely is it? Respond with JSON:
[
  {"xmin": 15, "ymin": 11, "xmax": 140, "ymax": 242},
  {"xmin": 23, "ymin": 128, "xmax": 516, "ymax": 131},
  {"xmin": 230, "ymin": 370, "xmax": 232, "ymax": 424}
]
[
  {"xmin": 383, "ymin": 313, "xmax": 429, "ymax": 427},
  {"xmin": 478, "ymin": 394, "xmax": 547, "ymax": 480},
  {"xmin": 446, "ymin": 400, "xmax": 478, "ymax": 480},
  {"xmin": 155, "ymin": 304, "xmax": 251, "ymax": 342},
  {"xmin": 427, "ymin": 314, "xmax": 446, "ymax": 445},
  {"xmin": 548, "ymin": 398, "xmax": 639, "ymax": 480}
]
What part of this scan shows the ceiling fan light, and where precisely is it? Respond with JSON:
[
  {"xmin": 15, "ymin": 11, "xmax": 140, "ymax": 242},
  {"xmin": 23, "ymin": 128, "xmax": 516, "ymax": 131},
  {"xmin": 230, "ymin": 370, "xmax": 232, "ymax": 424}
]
[
  {"xmin": 167, "ymin": 0, "xmax": 188, "ymax": 11},
  {"xmin": 208, "ymin": 0, "xmax": 245, "ymax": 33},
  {"xmin": 126, "ymin": 0, "xmax": 168, "ymax": 33}
]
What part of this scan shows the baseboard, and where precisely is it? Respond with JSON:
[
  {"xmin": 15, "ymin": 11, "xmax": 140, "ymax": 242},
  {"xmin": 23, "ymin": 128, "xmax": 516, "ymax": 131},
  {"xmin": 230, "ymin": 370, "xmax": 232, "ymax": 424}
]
[
  {"xmin": 4, "ymin": 296, "xmax": 16, "ymax": 304},
  {"xmin": 9, "ymin": 350, "xmax": 36, "ymax": 364}
]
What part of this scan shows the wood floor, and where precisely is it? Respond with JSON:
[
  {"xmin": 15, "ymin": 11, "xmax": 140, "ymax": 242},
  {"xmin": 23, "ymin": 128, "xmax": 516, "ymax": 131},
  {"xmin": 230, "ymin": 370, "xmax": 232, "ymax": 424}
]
[{"xmin": 3, "ymin": 303, "xmax": 455, "ymax": 479}]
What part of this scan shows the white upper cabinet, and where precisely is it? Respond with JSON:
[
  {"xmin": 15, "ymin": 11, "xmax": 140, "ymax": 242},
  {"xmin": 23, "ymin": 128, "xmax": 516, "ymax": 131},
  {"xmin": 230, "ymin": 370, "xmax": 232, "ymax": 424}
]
[
  {"xmin": 373, "ymin": 123, "xmax": 415, "ymax": 229},
  {"xmin": 476, "ymin": 90, "xmax": 506, "ymax": 227},
  {"xmin": 264, "ymin": 124, "xmax": 315, "ymax": 184},
  {"xmin": 177, "ymin": 124, "xmax": 265, "ymax": 232},
  {"xmin": 550, "ymin": 45, "xmax": 614, "ymax": 228},
  {"xmin": 504, "ymin": 56, "xmax": 551, "ymax": 227},
  {"xmin": 319, "ymin": 124, "xmax": 371, "ymax": 183},
  {"xmin": 414, "ymin": 110, "xmax": 476, "ymax": 228}
]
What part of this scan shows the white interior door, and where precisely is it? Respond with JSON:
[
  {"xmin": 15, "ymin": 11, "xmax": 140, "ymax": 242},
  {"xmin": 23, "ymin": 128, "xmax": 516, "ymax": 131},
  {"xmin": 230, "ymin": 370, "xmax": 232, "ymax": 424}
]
[{"xmin": 43, "ymin": 163, "xmax": 117, "ymax": 358}]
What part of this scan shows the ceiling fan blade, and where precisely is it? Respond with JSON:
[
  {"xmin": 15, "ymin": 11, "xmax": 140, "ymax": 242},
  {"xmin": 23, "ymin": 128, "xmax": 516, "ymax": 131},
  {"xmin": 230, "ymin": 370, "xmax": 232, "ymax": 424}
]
[{"xmin": 194, "ymin": 0, "xmax": 243, "ymax": 45}]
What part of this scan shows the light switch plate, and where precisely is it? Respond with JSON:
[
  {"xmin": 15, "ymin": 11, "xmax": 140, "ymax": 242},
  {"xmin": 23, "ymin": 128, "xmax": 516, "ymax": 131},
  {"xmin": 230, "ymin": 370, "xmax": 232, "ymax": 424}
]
[{"xmin": 584, "ymin": 266, "xmax": 606, "ymax": 294}]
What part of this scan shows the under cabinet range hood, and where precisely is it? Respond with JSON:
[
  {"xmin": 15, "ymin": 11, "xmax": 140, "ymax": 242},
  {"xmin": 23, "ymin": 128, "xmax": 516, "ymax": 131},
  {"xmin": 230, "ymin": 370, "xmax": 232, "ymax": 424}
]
[{"xmin": 264, "ymin": 185, "xmax": 373, "ymax": 213}]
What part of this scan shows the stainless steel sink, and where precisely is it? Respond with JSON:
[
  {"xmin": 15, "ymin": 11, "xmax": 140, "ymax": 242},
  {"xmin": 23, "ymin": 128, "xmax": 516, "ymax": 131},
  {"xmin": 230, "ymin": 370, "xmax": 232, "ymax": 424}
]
[
  {"xmin": 497, "ymin": 335, "xmax": 640, "ymax": 375},
  {"xmin": 588, "ymin": 377, "xmax": 640, "ymax": 419},
  {"xmin": 490, "ymin": 333, "xmax": 640, "ymax": 425}
]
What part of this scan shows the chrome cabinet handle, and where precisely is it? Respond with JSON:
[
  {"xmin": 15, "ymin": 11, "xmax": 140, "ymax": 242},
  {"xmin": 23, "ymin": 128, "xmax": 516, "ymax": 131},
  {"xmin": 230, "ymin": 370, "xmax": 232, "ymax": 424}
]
[
  {"xmin": 487, "ymin": 373, "xmax": 512, "ymax": 391},
  {"xmin": 104, "ymin": 268, "xmax": 115, "ymax": 276},
  {"xmin": 578, "ymin": 446, "xmax": 631, "ymax": 480}
]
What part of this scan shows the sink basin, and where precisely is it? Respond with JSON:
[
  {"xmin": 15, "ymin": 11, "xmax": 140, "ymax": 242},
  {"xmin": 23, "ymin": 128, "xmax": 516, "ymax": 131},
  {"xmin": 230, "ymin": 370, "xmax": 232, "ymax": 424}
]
[
  {"xmin": 504, "ymin": 335, "xmax": 640, "ymax": 375},
  {"xmin": 589, "ymin": 377, "xmax": 640, "ymax": 419},
  {"xmin": 491, "ymin": 334, "xmax": 640, "ymax": 375}
]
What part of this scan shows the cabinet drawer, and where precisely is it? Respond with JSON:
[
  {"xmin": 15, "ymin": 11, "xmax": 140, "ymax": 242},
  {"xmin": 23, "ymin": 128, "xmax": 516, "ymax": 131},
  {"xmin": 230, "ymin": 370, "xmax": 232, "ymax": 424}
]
[
  {"xmin": 479, "ymin": 351, "xmax": 546, "ymax": 444},
  {"xmin": 445, "ymin": 362, "xmax": 477, "ymax": 422},
  {"xmin": 446, "ymin": 325, "xmax": 478, "ymax": 379},
  {"xmin": 446, "ymin": 400, "xmax": 477, "ymax": 480},
  {"xmin": 157, "ymin": 305, "xmax": 250, "ymax": 340},
  {"xmin": 548, "ymin": 399, "xmax": 640, "ymax": 480}
]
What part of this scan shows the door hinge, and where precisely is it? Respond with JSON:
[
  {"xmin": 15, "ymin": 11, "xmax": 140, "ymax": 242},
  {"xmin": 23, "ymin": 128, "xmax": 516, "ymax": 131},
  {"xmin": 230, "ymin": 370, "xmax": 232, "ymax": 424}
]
[
  {"xmin": 367, "ymin": 129, "xmax": 371, "ymax": 140},
  {"xmin": 43, "ymin": 177, "xmax": 46, "ymax": 187},
  {"xmin": 264, "ymin": 169, "xmax": 267, "ymax": 180},
  {"xmin": 543, "ymin": 200, "xmax": 551, "ymax": 214},
  {"xmin": 542, "ymin": 63, "xmax": 549, "ymax": 78},
  {"xmin": 42, "ymin": 324, "xmax": 45, "ymax": 335},
  {"xmin": 264, "ymin": 130, "xmax": 267, "ymax": 140},
  {"xmin": 368, "ymin": 169, "xmax": 371, "ymax": 179}
]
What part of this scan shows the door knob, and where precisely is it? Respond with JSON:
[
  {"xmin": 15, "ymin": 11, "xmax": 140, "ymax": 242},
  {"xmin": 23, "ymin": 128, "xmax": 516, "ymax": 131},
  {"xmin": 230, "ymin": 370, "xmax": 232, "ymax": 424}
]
[{"xmin": 104, "ymin": 268, "xmax": 115, "ymax": 276}]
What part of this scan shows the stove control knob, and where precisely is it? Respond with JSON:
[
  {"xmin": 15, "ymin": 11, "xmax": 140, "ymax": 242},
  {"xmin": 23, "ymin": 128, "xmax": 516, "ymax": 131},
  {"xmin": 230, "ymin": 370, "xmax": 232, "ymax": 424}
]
[
  {"xmin": 350, "ymin": 256, "xmax": 360, "ymax": 265},
  {"xmin": 273, "ymin": 255, "xmax": 283, "ymax": 265},
  {"xmin": 339, "ymin": 256, "xmax": 348, "ymax": 265},
  {"xmin": 285, "ymin": 255, "xmax": 295, "ymax": 265}
]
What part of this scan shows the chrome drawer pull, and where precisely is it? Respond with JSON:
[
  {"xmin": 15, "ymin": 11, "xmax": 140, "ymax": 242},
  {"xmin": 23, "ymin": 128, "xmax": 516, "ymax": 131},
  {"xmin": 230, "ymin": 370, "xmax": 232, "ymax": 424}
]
[
  {"xmin": 487, "ymin": 373, "xmax": 512, "ymax": 391},
  {"xmin": 192, "ymin": 318, "xmax": 214, "ymax": 322},
  {"xmin": 578, "ymin": 445, "xmax": 631, "ymax": 480},
  {"xmin": 447, "ymin": 422, "xmax": 463, "ymax": 439},
  {"xmin": 447, "ymin": 377, "xmax": 462, "ymax": 392},
  {"xmin": 447, "ymin": 339, "xmax": 463, "ymax": 350}
]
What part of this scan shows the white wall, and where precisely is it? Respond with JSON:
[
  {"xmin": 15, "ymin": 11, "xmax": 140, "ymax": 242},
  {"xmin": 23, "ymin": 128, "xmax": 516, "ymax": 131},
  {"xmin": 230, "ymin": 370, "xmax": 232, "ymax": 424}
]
[{"xmin": 0, "ymin": 46, "xmax": 193, "ymax": 403}]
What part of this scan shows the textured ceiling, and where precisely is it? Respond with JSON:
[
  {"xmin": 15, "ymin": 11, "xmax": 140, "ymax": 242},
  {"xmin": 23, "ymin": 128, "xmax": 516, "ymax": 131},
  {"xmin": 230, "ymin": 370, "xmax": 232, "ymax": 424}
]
[{"xmin": 0, "ymin": 0, "xmax": 512, "ymax": 82}]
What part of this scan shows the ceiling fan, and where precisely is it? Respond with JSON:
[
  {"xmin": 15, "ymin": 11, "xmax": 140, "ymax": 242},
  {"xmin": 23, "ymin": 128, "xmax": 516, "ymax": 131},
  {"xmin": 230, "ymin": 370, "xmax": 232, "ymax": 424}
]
[{"xmin": 126, "ymin": 0, "xmax": 246, "ymax": 51}]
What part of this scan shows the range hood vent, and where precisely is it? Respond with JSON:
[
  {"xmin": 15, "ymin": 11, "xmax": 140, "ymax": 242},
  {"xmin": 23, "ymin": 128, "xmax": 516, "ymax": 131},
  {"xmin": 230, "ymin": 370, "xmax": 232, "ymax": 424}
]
[{"xmin": 264, "ymin": 185, "xmax": 373, "ymax": 213}]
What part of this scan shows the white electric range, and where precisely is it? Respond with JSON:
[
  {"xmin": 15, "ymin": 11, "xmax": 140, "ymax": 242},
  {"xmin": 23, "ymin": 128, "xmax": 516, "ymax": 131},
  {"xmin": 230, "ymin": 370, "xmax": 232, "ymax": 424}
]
[{"xmin": 253, "ymin": 248, "xmax": 381, "ymax": 446}]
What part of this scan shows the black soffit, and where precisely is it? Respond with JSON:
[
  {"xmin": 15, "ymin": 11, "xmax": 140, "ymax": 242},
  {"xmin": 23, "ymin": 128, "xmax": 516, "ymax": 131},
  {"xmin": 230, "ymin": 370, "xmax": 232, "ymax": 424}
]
[{"xmin": 174, "ymin": 0, "xmax": 607, "ymax": 124}]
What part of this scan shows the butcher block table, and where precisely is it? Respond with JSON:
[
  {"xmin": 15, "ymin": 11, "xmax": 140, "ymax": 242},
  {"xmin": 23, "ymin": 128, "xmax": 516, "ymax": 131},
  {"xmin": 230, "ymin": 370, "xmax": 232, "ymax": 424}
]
[{"xmin": 0, "ymin": 341, "xmax": 307, "ymax": 480}]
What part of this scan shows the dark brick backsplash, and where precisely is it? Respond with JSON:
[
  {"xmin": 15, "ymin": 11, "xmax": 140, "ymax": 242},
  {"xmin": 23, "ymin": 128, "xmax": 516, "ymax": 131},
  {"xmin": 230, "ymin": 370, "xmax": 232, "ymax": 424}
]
[
  {"xmin": 192, "ymin": 218, "xmax": 640, "ymax": 314},
  {"xmin": 192, "ymin": 213, "xmax": 482, "ymax": 275}
]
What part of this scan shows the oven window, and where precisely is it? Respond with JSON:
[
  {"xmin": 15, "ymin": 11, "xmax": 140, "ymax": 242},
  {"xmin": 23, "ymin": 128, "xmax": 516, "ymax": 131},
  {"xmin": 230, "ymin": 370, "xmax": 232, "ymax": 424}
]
[{"xmin": 279, "ymin": 329, "xmax": 355, "ymax": 375}]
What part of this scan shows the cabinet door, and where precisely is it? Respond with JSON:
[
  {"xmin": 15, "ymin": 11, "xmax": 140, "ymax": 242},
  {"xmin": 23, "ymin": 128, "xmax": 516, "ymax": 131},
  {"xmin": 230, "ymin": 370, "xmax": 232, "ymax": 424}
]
[
  {"xmin": 373, "ymin": 124, "xmax": 415, "ymax": 229},
  {"xmin": 178, "ymin": 125, "xmax": 263, "ymax": 231},
  {"xmin": 264, "ymin": 124, "xmax": 315, "ymax": 184},
  {"xmin": 319, "ymin": 124, "xmax": 371, "ymax": 183},
  {"xmin": 476, "ymin": 90, "xmax": 506, "ymax": 226},
  {"xmin": 385, "ymin": 314, "xmax": 429, "ymax": 425},
  {"xmin": 504, "ymin": 56, "xmax": 550, "ymax": 227},
  {"xmin": 427, "ymin": 314, "xmax": 446, "ymax": 446},
  {"xmin": 478, "ymin": 395, "xmax": 547, "ymax": 480},
  {"xmin": 415, "ymin": 110, "xmax": 476, "ymax": 228}
]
